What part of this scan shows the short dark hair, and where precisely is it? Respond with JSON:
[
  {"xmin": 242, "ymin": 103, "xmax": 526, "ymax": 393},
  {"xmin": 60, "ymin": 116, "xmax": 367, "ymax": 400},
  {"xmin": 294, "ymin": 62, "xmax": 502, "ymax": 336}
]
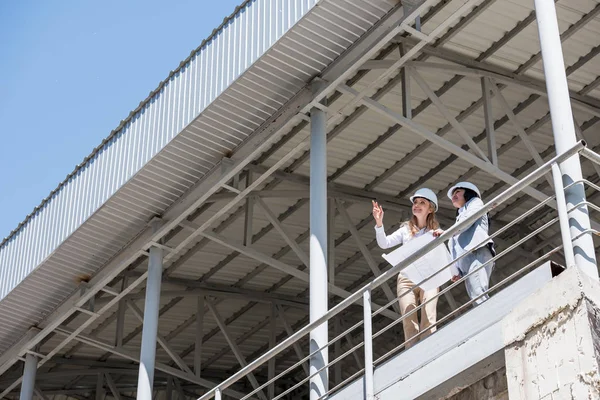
[
  {"xmin": 456, "ymin": 188, "xmax": 491, "ymax": 230},
  {"xmin": 463, "ymin": 188, "xmax": 479, "ymax": 203}
]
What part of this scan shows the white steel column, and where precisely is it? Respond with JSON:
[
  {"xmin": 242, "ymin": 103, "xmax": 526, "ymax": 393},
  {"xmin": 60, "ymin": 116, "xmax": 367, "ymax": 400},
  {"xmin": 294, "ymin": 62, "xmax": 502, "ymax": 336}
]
[
  {"xmin": 136, "ymin": 219, "xmax": 164, "ymax": 399},
  {"xmin": 19, "ymin": 354, "xmax": 37, "ymax": 400},
  {"xmin": 310, "ymin": 81, "xmax": 329, "ymax": 399},
  {"xmin": 534, "ymin": 0, "xmax": 598, "ymax": 278}
]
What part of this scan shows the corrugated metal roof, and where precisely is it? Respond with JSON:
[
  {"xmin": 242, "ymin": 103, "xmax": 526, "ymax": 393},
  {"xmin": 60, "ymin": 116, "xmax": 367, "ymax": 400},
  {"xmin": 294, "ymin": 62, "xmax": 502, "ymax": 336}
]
[
  {"xmin": 0, "ymin": 0, "xmax": 320, "ymax": 302},
  {"xmin": 0, "ymin": 0, "xmax": 329, "ymax": 355}
]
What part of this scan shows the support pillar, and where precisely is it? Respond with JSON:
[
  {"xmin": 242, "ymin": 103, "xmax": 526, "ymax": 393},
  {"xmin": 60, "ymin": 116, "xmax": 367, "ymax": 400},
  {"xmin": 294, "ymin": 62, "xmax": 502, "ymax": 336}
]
[
  {"xmin": 534, "ymin": 0, "xmax": 598, "ymax": 278},
  {"xmin": 503, "ymin": 267, "xmax": 600, "ymax": 398},
  {"xmin": 309, "ymin": 81, "xmax": 329, "ymax": 400},
  {"xmin": 19, "ymin": 354, "xmax": 37, "ymax": 400},
  {"xmin": 136, "ymin": 219, "xmax": 164, "ymax": 400}
]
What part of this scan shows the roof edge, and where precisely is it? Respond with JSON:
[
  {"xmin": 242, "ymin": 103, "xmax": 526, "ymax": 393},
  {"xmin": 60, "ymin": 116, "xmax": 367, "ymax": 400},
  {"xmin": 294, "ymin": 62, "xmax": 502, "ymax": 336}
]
[{"xmin": 1, "ymin": 0, "xmax": 252, "ymax": 248}]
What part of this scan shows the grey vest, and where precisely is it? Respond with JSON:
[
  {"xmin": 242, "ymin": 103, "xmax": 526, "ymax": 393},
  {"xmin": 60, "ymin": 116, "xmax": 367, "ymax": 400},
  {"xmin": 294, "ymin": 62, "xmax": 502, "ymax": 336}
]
[{"xmin": 449, "ymin": 197, "xmax": 495, "ymax": 259}]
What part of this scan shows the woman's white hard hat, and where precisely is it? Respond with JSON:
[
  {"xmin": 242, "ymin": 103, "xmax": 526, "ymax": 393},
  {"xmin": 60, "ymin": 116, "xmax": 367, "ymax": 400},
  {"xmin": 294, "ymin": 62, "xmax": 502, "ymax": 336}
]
[
  {"xmin": 447, "ymin": 182, "xmax": 481, "ymax": 200},
  {"xmin": 410, "ymin": 188, "xmax": 438, "ymax": 211}
]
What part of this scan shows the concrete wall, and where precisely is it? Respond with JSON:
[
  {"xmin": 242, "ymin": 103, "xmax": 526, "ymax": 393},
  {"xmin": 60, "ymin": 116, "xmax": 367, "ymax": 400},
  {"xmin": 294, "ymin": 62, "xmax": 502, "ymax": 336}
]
[{"xmin": 502, "ymin": 267, "xmax": 600, "ymax": 399}]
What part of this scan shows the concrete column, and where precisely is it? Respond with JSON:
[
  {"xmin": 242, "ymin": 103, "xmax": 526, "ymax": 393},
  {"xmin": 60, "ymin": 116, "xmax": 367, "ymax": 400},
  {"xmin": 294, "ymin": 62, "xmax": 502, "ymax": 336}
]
[
  {"xmin": 136, "ymin": 220, "xmax": 164, "ymax": 400},
  {"xmin": 19, "ymin": 353, "xmax": 37, "ymax": 400},
  {"xmin": 534, "ymin": 0, "xmax": 598, "ymax": 278},
  {"xmin": 309, "ymin": 81, "xmax": 328, "ymax": 400},
  {"xmin": 502, "ymin": 267, "xmax": 600, "ymax": 399}
]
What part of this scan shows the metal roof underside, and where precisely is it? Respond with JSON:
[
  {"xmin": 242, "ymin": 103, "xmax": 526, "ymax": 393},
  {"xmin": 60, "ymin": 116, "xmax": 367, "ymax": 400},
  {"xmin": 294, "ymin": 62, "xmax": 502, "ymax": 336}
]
[{"xmin": 1, "ymin": 0, "xmax": 600, "ymax": 398}]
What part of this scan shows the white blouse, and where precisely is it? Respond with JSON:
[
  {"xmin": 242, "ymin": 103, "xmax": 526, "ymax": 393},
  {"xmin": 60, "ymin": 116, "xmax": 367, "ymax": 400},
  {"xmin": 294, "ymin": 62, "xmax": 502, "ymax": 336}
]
[
  {"xmin": 374, "ymin": 224, "xmax": 428, "ymax": 249},
  {"xmin": 375, "ymin": 224, "xmax": 430, "ymax": 279}
]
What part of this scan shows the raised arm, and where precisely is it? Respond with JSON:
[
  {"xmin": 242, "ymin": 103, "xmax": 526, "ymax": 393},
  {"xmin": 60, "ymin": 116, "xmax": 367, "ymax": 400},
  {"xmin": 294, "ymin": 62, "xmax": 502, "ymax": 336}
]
[
  {"xmin": 372, "ymin": 201, "xmax": 405, "ymax": 249},
  {"xmin": 374, "ymin": 225, "xmax": 405, "ymax": 249}
]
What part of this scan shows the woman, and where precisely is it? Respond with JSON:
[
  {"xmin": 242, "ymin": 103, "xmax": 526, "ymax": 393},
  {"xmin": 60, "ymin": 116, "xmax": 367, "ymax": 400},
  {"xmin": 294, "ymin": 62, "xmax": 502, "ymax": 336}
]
[
  {"xmin": 372, "ymin": 188, "xmax": 441, "ymax": 349},
  {"xmin": 443, "ymin": 182, "xmax": 495, "ymax": 305}
]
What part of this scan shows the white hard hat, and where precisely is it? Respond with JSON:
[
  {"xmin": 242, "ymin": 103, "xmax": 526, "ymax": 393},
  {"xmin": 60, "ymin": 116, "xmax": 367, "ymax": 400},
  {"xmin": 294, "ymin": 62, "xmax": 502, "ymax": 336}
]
[
  {"xmin": 410, "ymin": 188, "xmax": 438, "ymax": 211},
  {"xmin": 447, "ymin": 182, "xmax": 481, "ymax": 200}
]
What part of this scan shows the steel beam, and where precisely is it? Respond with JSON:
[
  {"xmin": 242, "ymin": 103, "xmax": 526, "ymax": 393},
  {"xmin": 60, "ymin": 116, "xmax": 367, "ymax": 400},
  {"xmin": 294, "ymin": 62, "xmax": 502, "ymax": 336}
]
[
  {"xmin": 52, "ymin": 328, "xmax": 245, "ymax": 399},
  {"xmin": 399, "ymin": 44, "xmax": 412, "ymax": 119},
  {"xmin": 197, "ymin": 229, "xmax": 398, "ymax": 320},
  {"xmin": 173, "ymin": 378, "xmax": 187, "ymax": 400},
  {"xmin": 403, "ymin": 57, "xmax": 600, "ymax": 116},
  {"xmin": 166, "ymin": 377, "xmax": 173, "ymax": 400},
  {"xmin": 481, "ymin": 77, "xmax": 498, "ymax": 166},
  {"xmin": 256, "ymin": 198, "xmax": 309, "ymax": 267},
  {"xmin": 268, "ymin": 305, "xmax": 276, "ymax": 400},
  {"xmin": 127, "ymin": 301, "xmax": 194, "ymax": 376},
  {"xmin": 333, "ymin": 0, "xmax": 481, "ymax": 121},
  {"xmin": 164, "ymin": 278, "xmax": 309, "ymax": 308},
  {"xmin": 96, "ymin": 372, "xmax": 104, "ymax": 400},
  {"xmin": 115, "ymin": 276, "xmax": 128, "ymax": 348},
  {"xmin": 275, "ymin": 304, "xmax": 309, "ymax": 377},
  {"xmin": 201, "ymin": 306, "xmax": 284, "ymax": 371},
  {"xmin": 162, "ymin": 138, "xmax": 311, "ymax": 265},
  {"xmin": 410, "ymin": 67, "xmax": 489, "ymax": 162},
  {"xmin": 206, "ymin": 299, "xmax": 267, "ymax": 400},
  {"xmin": 488, "ymin": 80, "xmax": 555, "ymax": 188},
  {"xmin": 195, "ymin": 294, "xmax": 204, "ymax": 379},
  {"xmin": 105, "ymin": 373, "xmax": 123, "ymax": 400},
  {"xmin": 328, "ymin": 197, "xmax": 337, "ymax": 295},
  {"xmin": 245, "ymin": 163, "xmax": 457, "ymax": 216},
  {"xmin": 244, "ymin": 173, "xmax": 255, "ymax": 246},
  {"xmin": 337, "ymin": 83, "xmax": 557, "ymax": 206},
  {"xmin": 33, "ymin": 386, "xmax": 49, "ymax": 400},
  {"xmin": 425, "ymin": 83, "xmax": 598, "ymax": 216},
  {"xmin": 94, "ymin": 283, "xmax": 308, "ymax": 309}
]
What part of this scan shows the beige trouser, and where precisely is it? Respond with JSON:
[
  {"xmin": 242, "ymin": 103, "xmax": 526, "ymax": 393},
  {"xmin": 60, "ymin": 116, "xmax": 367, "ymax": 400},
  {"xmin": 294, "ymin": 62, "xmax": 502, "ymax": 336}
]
[{"xmin": 397, "ymin": 274, "xmax": 439, "ymax": 349}]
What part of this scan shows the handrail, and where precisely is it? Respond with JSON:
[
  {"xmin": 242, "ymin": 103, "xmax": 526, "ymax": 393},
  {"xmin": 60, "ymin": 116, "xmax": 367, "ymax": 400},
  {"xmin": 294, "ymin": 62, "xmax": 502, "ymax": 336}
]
[
  {"xmin": 581, "ymin": 146, "xmax": 600, "ymax": 165},
  {"xmin": 196, "ymin": 140, "xmax": 586, "ymax": 400}
]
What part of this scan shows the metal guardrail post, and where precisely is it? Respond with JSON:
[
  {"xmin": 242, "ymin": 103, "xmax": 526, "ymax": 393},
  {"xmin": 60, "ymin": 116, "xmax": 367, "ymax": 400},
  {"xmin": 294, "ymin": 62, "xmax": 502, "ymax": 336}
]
[
  {"xmin": 363, "ymin": 289, "xmax": 375, "ymax": 400},
  {"xmin": 551, "ymin": 164, "xmax": 576, "ymax": 267},
  {"xmin": 215, "ymin": 388, "xmax": 221, "ymax": 400}
]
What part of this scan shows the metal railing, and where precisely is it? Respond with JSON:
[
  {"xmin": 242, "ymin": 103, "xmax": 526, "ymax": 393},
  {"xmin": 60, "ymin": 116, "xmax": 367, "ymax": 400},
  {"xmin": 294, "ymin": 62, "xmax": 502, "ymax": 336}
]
[{"xmin": 198, "ymin": 140, "xmax": 600, "ymax": 400}]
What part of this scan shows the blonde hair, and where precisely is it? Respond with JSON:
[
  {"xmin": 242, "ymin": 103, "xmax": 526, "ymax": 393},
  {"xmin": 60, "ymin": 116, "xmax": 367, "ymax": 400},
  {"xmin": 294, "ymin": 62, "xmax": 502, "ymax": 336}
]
[{"xmin": 403, "ymin": 200, "xmax": 439, "ymax": 236}]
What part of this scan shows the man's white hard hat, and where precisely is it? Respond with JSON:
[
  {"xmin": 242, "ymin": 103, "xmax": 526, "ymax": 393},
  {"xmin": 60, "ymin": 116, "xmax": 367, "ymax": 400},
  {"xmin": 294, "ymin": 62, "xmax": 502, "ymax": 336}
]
[{"xmin": 410, "ymin": 188, "xmax": 438, "ymax": 211}]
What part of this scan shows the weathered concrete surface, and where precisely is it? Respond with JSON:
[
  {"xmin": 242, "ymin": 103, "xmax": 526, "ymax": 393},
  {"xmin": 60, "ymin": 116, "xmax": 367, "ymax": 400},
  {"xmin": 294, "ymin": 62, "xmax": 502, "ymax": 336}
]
[
  {"xmin": 502, "ymin": 267, "xmax": 600, "ymax": 399},
  {"xmin": 445, "ymin": 368, "xmax": 508, "ymax": 400}
]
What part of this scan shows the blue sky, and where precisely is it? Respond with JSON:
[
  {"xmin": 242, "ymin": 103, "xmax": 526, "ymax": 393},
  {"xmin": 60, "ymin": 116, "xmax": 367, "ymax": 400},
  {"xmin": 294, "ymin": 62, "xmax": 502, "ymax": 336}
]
[{"xmin": 0, "ymin": 0, "xmax": 243, "ymax": 240}]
